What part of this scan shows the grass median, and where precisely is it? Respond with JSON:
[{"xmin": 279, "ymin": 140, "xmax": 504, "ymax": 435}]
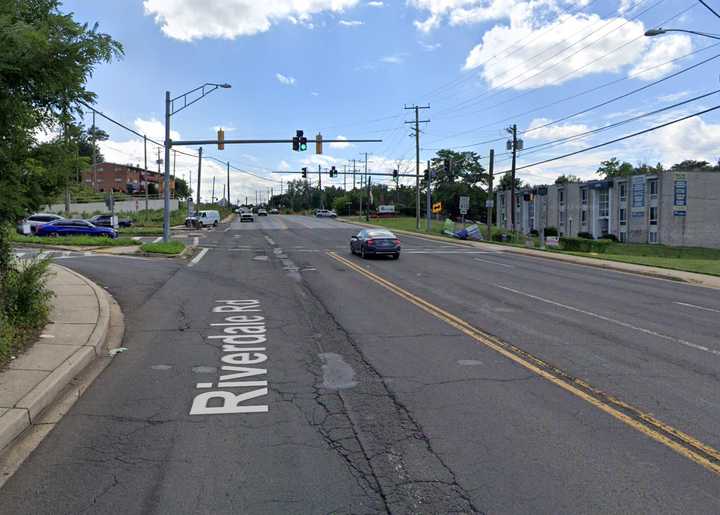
[
  {"xmin": 348, "ymin": 215, "xmax": 720, "ymax": 277},
  {"xmin": 140, "ymin": 240, "xmax": 185, "ymax": 255},
  {"xmin": 11, "ymin": 233, "xmax": 141, "ymax": 247}
]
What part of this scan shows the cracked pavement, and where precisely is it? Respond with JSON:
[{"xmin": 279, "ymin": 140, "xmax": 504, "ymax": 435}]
[{"xmin": 2, "ymin": 215, "xmax": 719, "ymax": 514}]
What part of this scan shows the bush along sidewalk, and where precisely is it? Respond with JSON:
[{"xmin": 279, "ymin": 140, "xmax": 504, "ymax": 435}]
[
  {"xmin": 559, "ymin": 237, "xmax": 613, "ymax": 253},
  {"xmin": 140, "ymin": 240, "xmax": 185, "ymax": 255},
  {"xmin": 0, "ymin": 231, "xmax": 53, "ymax": 366}
]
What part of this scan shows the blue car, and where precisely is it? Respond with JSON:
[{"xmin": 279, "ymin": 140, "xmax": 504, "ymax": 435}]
[{"xmin": 35, "ymin": 219, "xmax": 118, "ymax": 239}]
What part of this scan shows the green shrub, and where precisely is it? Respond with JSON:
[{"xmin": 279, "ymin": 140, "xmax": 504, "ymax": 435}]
[
  {"xmin": 140, "ymin": 241, "xmax": 185, "ymax": 255},
  {"xmin": 577, "ymin": 231, "xmax": 594, "ymax": 239},
  {"xmin": 544, "ymin": 226, "xmax": 559, "ymax": 237},
  {"xmin": 560, "ymin": 237, "xmax": 612, "ymax": 253},
  {"xmin": 11, "ymin": 234, "xmax": 140, "ymax": 247},
  {"xmin": 600, "ymin": 233, "xmax": 618, "ymax": 242},
  {"xmin": 0, "ymin": 257, "xmax": 53, "ymax": 364}
]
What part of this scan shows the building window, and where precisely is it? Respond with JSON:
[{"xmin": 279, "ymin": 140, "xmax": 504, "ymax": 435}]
[
  {"xmin": 649, "ymin": 206, "xmax": 658, "ymax": 225},
  {"xmin": 559, "ymin": 189, "xmax": 565, "ymax": 205},
  {"xmin": 599, "ymin": 190, "xmax": 609, "ymax": 218},
  {"xmin": 619, "ymin": 208, "xmax": 626, "ymax": 225},
  {"xmin": 649, "ymin": 231, "xmax": 658, "ymax": 244},
  {"xmin": 559, "ymin": 211, "xmax": 565, "ymax": 225},
  {"xmin": 581, "ymin": 210, "xmax": 587, "ymax": 224},
  {"xmin": 619, "ymin": 231, "xmax": 627, "ymax": 243},
  {"xmin": 619, "ymin": 182, "xmax": 626, "ymax": 201},
  {"xmin": 581, "ymin": 189, "xmax": 587, "ymax": 204},
  {"xmin": 649, "ymin": 179, "xmax": 658, "ymax": 198}
]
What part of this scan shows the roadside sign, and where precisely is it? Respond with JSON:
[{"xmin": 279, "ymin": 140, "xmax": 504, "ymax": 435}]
[
  {"xmin": 673, "ymin": 175, "xmax": 687, "ymax": 216},
  {"xmin": 432, "ymin": 202, "xmax": 442, "ymax": 214},
  {"xmin": 459, "ymin": 196, "xmax": 470, "ymax": 215},
  {"xmin": 545, "ymin": 236, "xmax": 560, "ymax": 247},
  {"xmin": 485, "ymin": 199, "xmax": 494, "ymax": 208},
  {"xmin": 378, "ymin": 205, "xmax": 395, "ymax": 214}
]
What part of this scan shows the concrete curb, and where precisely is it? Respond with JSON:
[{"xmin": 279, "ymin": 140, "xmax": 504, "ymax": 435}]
[
  {"xmin": 338, "ymin": 218, "xmax": 720, "ymax": 289},
  {"xmin": 0, "ymin": 264, "xmax": 120, "ymax": 454}
]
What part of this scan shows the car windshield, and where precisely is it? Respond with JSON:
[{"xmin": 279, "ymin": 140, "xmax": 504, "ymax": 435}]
[{"xmin": 367, "ymin": 231, "xmax": 395, "ymax": 238}]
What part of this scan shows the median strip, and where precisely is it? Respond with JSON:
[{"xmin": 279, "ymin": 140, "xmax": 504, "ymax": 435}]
[{"xmin": 327, "ymin": 251, "xmax": 720, "ymax": 476}]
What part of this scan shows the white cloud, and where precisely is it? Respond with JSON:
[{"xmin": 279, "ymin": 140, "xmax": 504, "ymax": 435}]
[
  {"xmin": 657, "ymin": 91, "xmax": 690, "ymax": 103},
  {"xmin": 143, "ymin": 0, "xmax": 360, "ymax": 40},
  {"xmin": 278, "ymin": 160, "xmax": 291, "ymax": 171},
  {"xmin": 329, "ymin": 135, "xmax": 352, "ymax": 149},
  {"xmin": 629, "ymin": 35, "xmax": 692, "ymax": 81},
  {"xmin": 367, "ymin": 1, "xmax": 384, "ymax": 6},
  {"xmin": 525, "ymin": 118, "xmax": 590, "ymax": 140},
  {"xmin": 275, "ymin": 73, "xmax": 296, "ymax": 86},
  {"xmin": 631, "ymin": 115, "xmax": 720, "ymax": 167},
  {"xmin": 134, "ymin": 118, "xmax": 180, "ymax": 140},
  {"xmin": 418, "ymin": 41, "xmax": 441, "ymax": 51},
  {"xmin": 409, "ymin": 0, "xmax": 519, "ymax": 32},
  {"xmin": 339, "ymin": 19, "xmax": 363, "ymax": 26},
  {"xmin": 463, "ymin": 11, "xmax": 646, "ymax": 90},
  {"xmin": 381, "ymin": 54, "xmax": 404, "ymax": 64}
]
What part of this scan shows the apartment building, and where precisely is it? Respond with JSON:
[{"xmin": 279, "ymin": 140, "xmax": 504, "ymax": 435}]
[
  {"xmin": 496, "ymin": 170, "xmax": 720, "ymax": 248},
  {"xmin": 81, "ymin": 162, "xmax": 175, "ymax": 195}
]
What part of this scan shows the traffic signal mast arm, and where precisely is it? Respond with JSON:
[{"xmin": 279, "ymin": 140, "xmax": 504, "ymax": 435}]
[
  {"xmin": 173, "ymin": 138, "xmax": 382, "ymax": 146},
  {"xmin": 273, "ymin": 170, "xmax": 416, "ymax": 177}
]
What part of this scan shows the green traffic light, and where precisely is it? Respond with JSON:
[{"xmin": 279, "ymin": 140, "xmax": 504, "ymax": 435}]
[{"xmin": 300, "ymin": 143, "xmax": 307, "ymax": 151}]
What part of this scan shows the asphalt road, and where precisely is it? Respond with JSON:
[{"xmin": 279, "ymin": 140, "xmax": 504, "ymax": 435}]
[{"xmin": 2, "ymin": 215, "xmax": 719, "ymax": 514}]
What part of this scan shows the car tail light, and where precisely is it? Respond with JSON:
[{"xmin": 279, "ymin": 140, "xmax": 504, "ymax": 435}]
[
  {"xmin": 394, "ymin": 239, "xmax": 400, "ymax": 245},
  {"xmin": 366, "ymin": 239, "xmax": 374, "ymax": 246}
]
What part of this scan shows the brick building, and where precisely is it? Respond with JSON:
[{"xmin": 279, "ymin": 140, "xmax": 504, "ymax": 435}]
[
  {"xmin": 81, "ymin": 163, "xmax": 175, "ymax": 195},
  {"xmin": 496, "ymin": 170, "xmax": 720, "ymax": 248}
]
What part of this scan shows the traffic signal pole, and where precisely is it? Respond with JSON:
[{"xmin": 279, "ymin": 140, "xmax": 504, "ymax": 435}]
[
  {"xmin": 487, "ymin": 149, "xmax": 494, "ymax": 241},
  {"xmin": 196, "ymin": 147, "xmax": 202, "ymax": 210},
  {"xmin": 426, "ymin": 160, "xmax": 432, "ymax": 233}
]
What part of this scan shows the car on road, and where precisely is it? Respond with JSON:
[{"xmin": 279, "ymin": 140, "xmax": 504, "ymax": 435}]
[
  {"xmin": 350, "ymin": 229, "xmax": 401, "ymax": 259},
  {"xmin": 270, "ymin": 208, "xmax": 279, "ymax": 215},
  {"xmin": 185, "ymin": 209, "xmax": 220, "ymax": 228},
  {"xmin": 16, "ymin": 213, "xmax": 64, "ymax": 235},
  {"xmin": 257, "ymin": 208, "xmax": 268, "ymax": 216},
  {"xmin": 35, "ymin": 219, "xmax": 118, "ymax": 238},
  {"xmin": 240, "ymin": 211, "xmax": 255, "ymax": 222},
  {"xmin": 88, "ymin": 214, "xmax": 133, "ymax": 228},
  {"xmin": 315, "ymin": 209, "xmax": 337, "ymax": 218}
]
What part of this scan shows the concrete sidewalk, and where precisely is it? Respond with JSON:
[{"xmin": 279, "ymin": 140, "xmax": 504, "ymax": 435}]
[
  {"xmin": 0, "ymin": 265, "xmax": 121, "ymax": 453},
  {"xmin": 341, "ymin": 219, "xmax": 720, "ymax": 289}
]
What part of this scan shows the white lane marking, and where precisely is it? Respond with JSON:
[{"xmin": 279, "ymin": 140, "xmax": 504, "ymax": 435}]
[
  {"xmin": 84, "ymin": 251, "xmax": 93, "ymax": 256},
  {"xmin": 152, "ymin": 236, "xmax": 162, "ymax": 243},
  {"xmin": 496, "ymin": 284, "xmax": 720, "ymax": 357},
  {"xmin": 224, "ymin": 227, "xmax": 231, "ymax": 232},
  {"xmin": 193, "ymin": 236, "xmax": 199, "ymax": 247},
  {"xmin": 62, "ymin": 251, "xmax": 71, "ymax": 258},
  {"xmin": 264, "ymin": 235, "xmax": 276, "ymax": 246},
  {"xmin": 474, "ymin": 257, "xmax": 513, "ymax": 268},
  {"xmin": 674, "ymin": 301, "xmax": 720, "ymax": 314},
  {"xmin": 37, "ymin": 252, "xmax": 51, "ymax": 260},
  {"xmin": 188, "ymin": 248, "xmax": 210, "ymax": 267}
]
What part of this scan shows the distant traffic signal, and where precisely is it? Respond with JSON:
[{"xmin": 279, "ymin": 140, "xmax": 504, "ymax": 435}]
[
  {"xmin": 330, "ymin": 166, "xmax": 337, "ymax": 177},
  {"xmin": 316, "ymin": 133, "xmax": 323, "ymax": 155},
  {"xmin": 299, "ymin": 130, "xmax": 307, "ymax": 151},
  {"xmin": 392, "ymin": 169, "xmax": 398, "ymax": 178},
  {"xmin": 217, "ymin": 128, "xmax": 225, "ymax": 150},
  {"xmin": 301, "ymin": 167, "xmax": 308, "ymax": 178}
]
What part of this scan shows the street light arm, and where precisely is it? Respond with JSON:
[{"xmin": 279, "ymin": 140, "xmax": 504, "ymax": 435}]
[
  {"xmin": 170, "ymin": 82, "xmax": 232, "ymax": 116},
  {"xmin": 645, "ymin": 27, "xmax": 720, "ymax": 40}
]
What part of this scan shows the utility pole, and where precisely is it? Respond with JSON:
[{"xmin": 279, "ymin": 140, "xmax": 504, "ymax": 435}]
[
  {"xmin": 426, "ymin": 160, "xmax": 432, "ymax": 233},
  {"xmin": 63, "ymin": 119, "xmax": 70, "ymax": 216},
  {"xmin": 506, "ymin": 124, "xmax": 522, "ymax": 235},
  {"xmin": 366, "ymin": 175, "xmax": 371, "ymax": 222},
  {"xmin": 226, "ymin": 161, "xmax": 230, "ymax": 207},
  {"xmin": 318, "ymin": 164, "xmax": 323, "ymax": 209},
  {"xmin": 343, "ymin": 164, "xmax": 347, "ymax": 191},
  {"xmin": 352, "ymin": 159, "xmax": 357, "ymax": 190},
  {"xmin": 196, "ymin": 147, "xmax": 203, "ymax": 210},
  {"xmin": 91, "ymin": 111, "xmax": 97, "ymax": 192},
  {"xmin": 359, "ymin": 152, "xmax": 370, "ymax": 219},
  {"xmin": 211, "ymin": 176, "xmax": 215, "ymax": 205},
  {"xmin": 486, "ymin": 149, "xmax": 494, "ymax": 241},
  {"xmin": 405, "ymin": 104, "xmax": 430, "ymax": 230},
  {"xmin": 223, "ymin": 184, "xmax": 226, "ymax": 205},
  {"xmin": 143, "ymin": 135, "xmax": 149, "ymax": 215},
  {"xmin": 173, "ymin": 150, "xmax": 176, "ymax": 183}
]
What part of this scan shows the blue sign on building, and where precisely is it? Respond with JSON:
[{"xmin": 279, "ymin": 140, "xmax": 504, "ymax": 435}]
[
  {"xmin": 631, "ymin": 175, "xmax": 645, "ymax": 217},
  {"xmin": 673, "ymin": 178, "xmax": 687, "ymax": 216}
]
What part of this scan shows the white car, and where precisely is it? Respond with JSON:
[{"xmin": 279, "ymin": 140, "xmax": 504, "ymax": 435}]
[
  {"xmin": 315, "ymin": 209, "xmax": 337, "ymax": 218},
  {"xmin": 17, "ymin": 213, "xmax": 64, "ymax": 235},
  {"xmin": 240, "ymin": 211, "xmax": 255, "ymax": 222}
]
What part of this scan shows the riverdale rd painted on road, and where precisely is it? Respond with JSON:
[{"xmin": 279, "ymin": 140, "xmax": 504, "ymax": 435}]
[{"xmin": 2, "ymin": 215, "xmax": 719, "ymax": 514}]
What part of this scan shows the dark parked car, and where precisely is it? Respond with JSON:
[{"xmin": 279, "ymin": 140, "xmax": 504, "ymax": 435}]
[
  {"xmin": 350, "ymin": 229, "xmax": 401, "ymax": 259},
  {"xmin": 35, "ymin": 219, "xmax": 118, "ymax": 238},
  {"xmin": 88, "ymin": 214, "xmax": 133, "ymax": 228}
]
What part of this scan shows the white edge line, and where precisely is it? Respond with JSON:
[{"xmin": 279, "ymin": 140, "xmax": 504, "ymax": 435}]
[
  {"xmin": 152, "ymin": 236, "xmax": 162, "ymax": 243},
  {"xmin": 673, "ymin": 301, "xmax": 720, "ymax": 314},
  {"xmin": 188, "ymin": 247, "xmax": 209, "ymax": 267}
]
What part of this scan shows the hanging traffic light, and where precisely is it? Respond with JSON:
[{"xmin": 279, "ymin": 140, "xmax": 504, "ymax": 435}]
[
  {"xmin": 316, "ymin": 133, "xmax": 323, "ymax": 155},
  {"xmin": 299, "ymin": 130, "xmax": 307, "ymax": 151},
  {"xmin": 330, "ymin": 166, "xmax": 337, "ymax": 177},
  {"xmin": 301, "ymin": 167, "xmax": 308, "ymax": 178},
  {"xmin": 443, "ymin": 159, "xmax": 451, "ymax": 174},
  {"xmin": 292, "ymin": 133, "xmax": 299, "ymax": 151},
  {"xmin": 217, "ymin": 128, "xmax": 225, "ymax": 150},
  {"xmin": 392, "ymin": 169, "xmax": 398, "ymax": 178}
]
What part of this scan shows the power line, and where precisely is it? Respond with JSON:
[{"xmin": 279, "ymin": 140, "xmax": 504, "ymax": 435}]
[
  {"xmin": 499, "ymin": 103, "xmax": 720, "ymax": 174},
  {"xmin": 699, "ymin": 0, "xmax": 720, "ymax": 19}
]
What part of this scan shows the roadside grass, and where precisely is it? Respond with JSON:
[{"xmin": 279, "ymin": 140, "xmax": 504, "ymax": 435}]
[
  {"xmin": 118, "ymin": 226, "xmax": 163, "ymax": 236},
  {"xmin": 11, "ymin": 233, "xmax": 141, "ymax": 247},
  {"xmin": 140, "ymin": 240, "xmax": 185, "ymax": 255},
  {"xmin": 0, "ymin": 255, "xmax": 52, "ymax": 367},
  {"xmin": 348, "ymin": 216, "xmax": 720, "ymax": 277}
]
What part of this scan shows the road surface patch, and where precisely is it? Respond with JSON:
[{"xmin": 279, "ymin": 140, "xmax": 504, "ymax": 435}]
[{"xmin": 327, "ymin": 251, "xmax": 720, "ymax": 476}]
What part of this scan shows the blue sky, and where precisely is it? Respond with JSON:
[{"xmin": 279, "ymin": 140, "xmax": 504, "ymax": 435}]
[{"xmin": 63, "ymin": 0, "xmax": 720, "ymax": 202}]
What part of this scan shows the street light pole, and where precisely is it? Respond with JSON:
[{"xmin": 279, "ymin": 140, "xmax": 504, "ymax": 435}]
[
  {"xmin": 644, "ymin": 28, "xmax": 720, "ymax": 40},
  {"xmin": 163, "ymin": 91, "xmax": 171, "ymax": 242}
]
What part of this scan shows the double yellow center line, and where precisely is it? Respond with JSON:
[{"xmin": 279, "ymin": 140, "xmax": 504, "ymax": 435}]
[{"xmin": 327, "ymin": 251, "xmax": 720, "ymax": 476}]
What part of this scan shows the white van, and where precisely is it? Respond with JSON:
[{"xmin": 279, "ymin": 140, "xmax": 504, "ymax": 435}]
[{"xmin": 193, "ymin": 210, "xmax": 220, "ymax": 228}]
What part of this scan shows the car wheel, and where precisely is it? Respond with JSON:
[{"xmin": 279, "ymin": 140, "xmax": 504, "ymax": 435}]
[
  {"xmin": 213, "ymin": 221, "xmax": 218, "ymax": 227},
  {"xmin": 48, "ymin": 232, "xmax": 59, "ymax": 238},
  {"xmin": 360, "ymin": 246, "xmax": 366, "ymax": 259},
  {"xmin": 392, "ymin": 253, "xmax": 400, "ymax": 260}
]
